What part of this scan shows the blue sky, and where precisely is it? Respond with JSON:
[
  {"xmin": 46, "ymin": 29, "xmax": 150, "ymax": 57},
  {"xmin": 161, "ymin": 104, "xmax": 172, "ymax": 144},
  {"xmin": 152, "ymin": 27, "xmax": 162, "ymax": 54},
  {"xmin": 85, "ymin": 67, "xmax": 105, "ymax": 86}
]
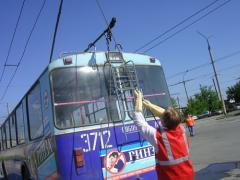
[{"xmin": 0, "ymin": 0, "xmax": 240, "ymax": 121}]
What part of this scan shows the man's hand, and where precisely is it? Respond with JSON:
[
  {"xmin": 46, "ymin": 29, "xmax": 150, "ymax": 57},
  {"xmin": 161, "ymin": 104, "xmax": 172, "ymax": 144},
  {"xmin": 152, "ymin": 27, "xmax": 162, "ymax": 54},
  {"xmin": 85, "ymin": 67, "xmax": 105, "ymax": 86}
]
[
  {"xmin": 134, "ymin": 89, "xmax": 143, "ymax": 112},
  {"xmin": 134, "ymin": 89, "xmax": 142, "ymax": 99}
]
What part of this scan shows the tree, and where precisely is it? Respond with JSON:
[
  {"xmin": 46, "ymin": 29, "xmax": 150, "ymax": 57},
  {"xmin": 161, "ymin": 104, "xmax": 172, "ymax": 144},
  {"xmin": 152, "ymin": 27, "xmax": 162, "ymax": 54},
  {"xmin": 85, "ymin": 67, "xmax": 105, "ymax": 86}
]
[
  {"xmin": 226, "ymin": 81, "xmax": 240, "ymax": 103},
  {"xmin": 186, "ymin": 85, "xmax": 222, "ymax": 115},
  {"xmin": 170, "ymin": 97, "xmax": 178, "ymax": 109}
]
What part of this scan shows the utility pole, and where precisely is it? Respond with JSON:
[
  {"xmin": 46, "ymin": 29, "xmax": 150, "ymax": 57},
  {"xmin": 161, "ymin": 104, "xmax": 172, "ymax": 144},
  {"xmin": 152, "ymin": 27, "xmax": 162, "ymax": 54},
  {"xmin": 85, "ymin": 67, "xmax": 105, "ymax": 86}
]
[
  {"xmin": 183, "ymin": 81, "xmax": 189, "ymax": 102},
  {"xmin": 169, "ymin": 77, "xmax": 194, "ymax": 106},
  {"xmin": 170, "ymin": 93, "xmax": 181, "ymax": 110},
  {"xmin": 183, "ymin": 70, "xmax": 190, "ymax": 102},
  {"xmin": 6, "ymin": 103, "xmax": 10, "ymax": 115},
  {"xmin": 212, "ymin": 78, "xmax": 219, "ymax": 99},
  {"xmin": 198, "ymin": 32, "xmax": 227, "ymax": 115}
]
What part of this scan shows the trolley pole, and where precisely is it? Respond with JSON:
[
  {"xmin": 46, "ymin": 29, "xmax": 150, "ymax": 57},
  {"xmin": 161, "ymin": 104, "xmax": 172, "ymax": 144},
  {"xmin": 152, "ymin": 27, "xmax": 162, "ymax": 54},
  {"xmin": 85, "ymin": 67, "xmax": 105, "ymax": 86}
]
[
  {"xmin": 198, "ymin": 32, "xmax": 227, "ymax": 115},
  {"xmin": 49, "ymin": 0, "xmax": 64, "ymax": 63}
]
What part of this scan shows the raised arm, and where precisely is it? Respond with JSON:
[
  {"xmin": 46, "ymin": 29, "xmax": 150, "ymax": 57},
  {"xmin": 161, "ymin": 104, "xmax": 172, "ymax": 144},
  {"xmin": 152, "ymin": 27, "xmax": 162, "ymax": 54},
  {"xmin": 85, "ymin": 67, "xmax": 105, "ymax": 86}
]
[
  {"xmin": 134, "ymin": 90, "xmax": 158, "ymax": 150},
  {"xmin": 143, "ymin": 99, "xmax": 165, "ymax": 118},
  {"xmin": 134, "ymin": 89, "xmax": 143, "ymax": 113}
]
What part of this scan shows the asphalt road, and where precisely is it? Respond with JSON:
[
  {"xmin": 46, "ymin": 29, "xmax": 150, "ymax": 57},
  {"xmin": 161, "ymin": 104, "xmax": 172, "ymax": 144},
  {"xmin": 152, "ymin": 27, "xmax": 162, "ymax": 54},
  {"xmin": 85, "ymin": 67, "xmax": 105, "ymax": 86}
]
[{"xmin": 189, "ymin": 114, "xmax": 240, "ymax": 179}]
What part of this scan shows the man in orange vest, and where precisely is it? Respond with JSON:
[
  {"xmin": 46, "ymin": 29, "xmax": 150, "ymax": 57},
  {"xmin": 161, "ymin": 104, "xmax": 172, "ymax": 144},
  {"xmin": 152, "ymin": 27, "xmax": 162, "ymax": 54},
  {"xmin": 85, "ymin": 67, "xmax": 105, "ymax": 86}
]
[
  {"xmin": 134, "ymin": 90, "xmax": 194, "ymax": 180},
  {"xmin": 185, "ymin": 113, "xmax": 195, "ymax": 137}
]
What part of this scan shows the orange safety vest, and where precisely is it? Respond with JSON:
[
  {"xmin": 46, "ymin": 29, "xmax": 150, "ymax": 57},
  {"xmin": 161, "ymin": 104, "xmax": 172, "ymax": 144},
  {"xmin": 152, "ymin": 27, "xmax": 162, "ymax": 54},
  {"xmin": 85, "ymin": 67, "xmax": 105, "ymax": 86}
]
[
  {"xmin": 155, "ymin": 125, "xmax": 194, "ymax": 180},
  {"xmin": 186, "ymin": 116, "xmax": 194, "ymax": 126}
]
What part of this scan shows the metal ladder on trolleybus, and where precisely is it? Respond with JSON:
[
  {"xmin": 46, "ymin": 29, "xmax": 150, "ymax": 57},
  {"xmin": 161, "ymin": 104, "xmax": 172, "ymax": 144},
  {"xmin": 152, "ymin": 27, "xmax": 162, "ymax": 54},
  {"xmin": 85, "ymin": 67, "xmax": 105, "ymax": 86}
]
[{"xmin": 105, "ymin": 52, "xmax": 144, "ymax": 146}]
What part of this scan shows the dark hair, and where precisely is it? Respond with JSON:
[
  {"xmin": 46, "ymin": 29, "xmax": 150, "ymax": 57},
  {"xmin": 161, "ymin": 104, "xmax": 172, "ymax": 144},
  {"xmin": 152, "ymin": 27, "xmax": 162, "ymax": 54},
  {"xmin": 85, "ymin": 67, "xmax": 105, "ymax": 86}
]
[
  {"xmin": 109, "ymin": 152, "xmax": 119, "ymax": 158},
  {"xmin": 185, "ymin": 111, "xmax": 190, "ymax": 117},
  {"xmin": 162, "ymin": 108, "xmax": 181, "ymax": 129}
]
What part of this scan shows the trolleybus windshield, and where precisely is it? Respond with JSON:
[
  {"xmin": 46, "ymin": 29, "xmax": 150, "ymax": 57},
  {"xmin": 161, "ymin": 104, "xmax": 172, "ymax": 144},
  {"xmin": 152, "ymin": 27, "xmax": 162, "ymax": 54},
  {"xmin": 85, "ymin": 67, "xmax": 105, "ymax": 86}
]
[
  {"xmin": 136, "ymin": 65, "xmax": 170, "ymax": 113},
  {"xmin": 51, "ymin": 65, "xmax": 170, "ymax": 129}
]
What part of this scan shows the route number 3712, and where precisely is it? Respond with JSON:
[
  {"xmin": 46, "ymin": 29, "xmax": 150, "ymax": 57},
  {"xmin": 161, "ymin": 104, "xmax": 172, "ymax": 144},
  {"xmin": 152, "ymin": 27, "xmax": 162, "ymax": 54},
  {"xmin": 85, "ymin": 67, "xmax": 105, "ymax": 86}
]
[{"xmin": 80, "ymin": 130, "xmax": 113, "ymax": 152}]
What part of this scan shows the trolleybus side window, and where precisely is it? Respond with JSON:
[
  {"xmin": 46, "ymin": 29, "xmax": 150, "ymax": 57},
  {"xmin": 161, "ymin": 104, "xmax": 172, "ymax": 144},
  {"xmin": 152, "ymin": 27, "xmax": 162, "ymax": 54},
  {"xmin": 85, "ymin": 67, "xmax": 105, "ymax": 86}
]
[
  {"xmin": 16, "ymin": 103, "xmax": 25, "ymax": 144},
  {"xmin": 27, "ymin": 83, "xmax": 44, "ymax": 139},
  {"xmin": 5, "ymin": 120, "xmax": 11, "ymax": 149},
  {"xmin": 51, "ymin": 67, "xmax": 116, "ymax": 129},
  {"xmin": 10, "ymin": 115, "xmax": 17, "ymax": 147}
]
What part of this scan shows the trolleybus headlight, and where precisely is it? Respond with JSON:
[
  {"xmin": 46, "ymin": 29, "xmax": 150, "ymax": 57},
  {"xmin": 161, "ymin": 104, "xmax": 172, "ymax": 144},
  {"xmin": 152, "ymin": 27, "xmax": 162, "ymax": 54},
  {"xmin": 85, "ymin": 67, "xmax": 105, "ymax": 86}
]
[{"xmin": 74, "ymin": 148, "xmax": 84, "ymax": 168}]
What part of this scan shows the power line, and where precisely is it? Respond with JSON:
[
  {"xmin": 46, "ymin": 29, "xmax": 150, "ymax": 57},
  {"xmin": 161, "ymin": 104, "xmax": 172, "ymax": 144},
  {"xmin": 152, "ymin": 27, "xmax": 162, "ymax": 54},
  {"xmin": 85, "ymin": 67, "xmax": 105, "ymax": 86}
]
[
  {"xmin": 168, "ymin": 78, "xmax": 195, "ymax": 87},
  {"xmin": 168, "ymin": 62, "xmax": 240, "ymax": 87},
  {"xmin": 143, "ymin": 0, "xmax": 232, "ymax": 53},
  {"xmin": 0, "ymin": 0, "xmax": 26, "ymax": 83},
  {"xmin": 189, "ymin": 61, "xmax": 240, "ymax": 80},
  {"xmin": 218, "ymin": 63, "xmax": 240, "ymax": 73},
  {"xmin": 172, "ymin": 78, "xmax": 238, "ymax": 99},
  {"xmin": 221, "ymin": 78, "xmax": 239, "ymax": 85},
  {"xmin": 189, "ymin": 77, "xmax": 238, "ymax": 95},
  {"xmin": 215, "ymin": 49, "xmax": 240, "ymax": 62},
  {"xmin": 170, "ymin": 76, "xmax": 239, "ymax": 98},
  {"xmin": 95, "ymin": 0, "xmax": 120, "ymax": 51},
  {"xmin": 169, "ymin": 77, "xmax": 195, "ymax": 102},
  {"xmin": 191, "ymin": 63, "xmax": 240, "ymax": 81},
  {"xmin": 167, "ymin": 62, "xmax": 210, "ymax": 79},
  {"xmin": 167, "ymin": 48, "xmax": 240, "ymax": 80},
  {"xmin": 134, "ymin": 0, "xmax": 221, "ymax": 52},
  {"xmin": 0, "ymin": 0, "xmax": 47, "ymax": 101}
]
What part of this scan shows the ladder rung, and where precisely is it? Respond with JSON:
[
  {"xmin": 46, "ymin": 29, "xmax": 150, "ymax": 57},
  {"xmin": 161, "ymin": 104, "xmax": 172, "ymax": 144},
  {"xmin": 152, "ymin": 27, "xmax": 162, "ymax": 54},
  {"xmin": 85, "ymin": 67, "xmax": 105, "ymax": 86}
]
[
  {"xmin": 116, "ymin": 76, "xmax": 129, "ymax": 79},
  {"xmin": 120, "ymin": 87, "xmax": 135, "ymax": 91}
]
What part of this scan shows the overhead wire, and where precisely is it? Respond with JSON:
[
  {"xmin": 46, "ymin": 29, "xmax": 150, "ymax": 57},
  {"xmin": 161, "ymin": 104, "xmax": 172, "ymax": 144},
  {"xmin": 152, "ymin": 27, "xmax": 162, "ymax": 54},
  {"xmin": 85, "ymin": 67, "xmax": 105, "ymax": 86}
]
[
  {"xmin": 0, "ymin": 0, "xmax": 26, "ymax": 83},
  {"xmin": 189, "ymin": 77, "xmax": 238, "ymax": 96},
  {"xmin": 168, "ymin": 62, "xmax": 240, "ymax": 87},
  {"xmin": 134, "ymin": 0, "xmax": 221, "ymax": 52},
  {"xmin": 143, "ymin": 0, "xmax": 232, "ymax": 53},
  {"xmin": 168, "ymin": 78, "xmax": 195, "ymax": 87},
  {"xmin": 218, "ymin": 63, "xmax": 240, "ymax": 73},
  {"xmin": 215, "ymin": 49, "xmax": 240, "ymax": 63},
  {"xmin": 192, "ymin": 52, "xmax": 240, "ymax": 78},
  {"xmin": 167, "ymin": 48, "xmax": 240, "ymax": 80},
  {"xmin": 170, "ymin": 77, "xmax": 239, "ymax": 98},
  {"xmin": 0, "ymin": 0, "xmax": 47, "ymax": 101},
  {"xmin": 221, "ymin": 78, "xmax": 239, "ymax": 85},
  {"xmin": 95, "ymin": 0, "xmax": 120, "ymax": 51},
  {"xmin": 167, "ymin": 62, "xmax": 210, "ymax": 80}
]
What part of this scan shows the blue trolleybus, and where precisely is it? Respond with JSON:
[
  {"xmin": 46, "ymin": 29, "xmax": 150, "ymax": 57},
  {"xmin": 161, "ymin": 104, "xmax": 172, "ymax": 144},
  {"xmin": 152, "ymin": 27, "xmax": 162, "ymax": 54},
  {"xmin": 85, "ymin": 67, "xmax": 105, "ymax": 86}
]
[{"xmin": 0, "ymin": 51, "xmax": 171, "ymax": 179}]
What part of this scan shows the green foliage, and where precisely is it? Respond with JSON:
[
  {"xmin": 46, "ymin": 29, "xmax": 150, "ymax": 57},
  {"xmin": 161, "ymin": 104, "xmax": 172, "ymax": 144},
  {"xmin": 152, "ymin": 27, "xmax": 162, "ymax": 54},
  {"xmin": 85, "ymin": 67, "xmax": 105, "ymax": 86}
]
[
  {"xmin": 226, "ymin": 81, "xmax": 240, "ymax": 103},
  {"xmin": 170, "ymin": 97, "xmax": 178, "ymax": 109},
  {"xmin": 186, "ymin": 85, "xmax": 222, "ymax": 115}
]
